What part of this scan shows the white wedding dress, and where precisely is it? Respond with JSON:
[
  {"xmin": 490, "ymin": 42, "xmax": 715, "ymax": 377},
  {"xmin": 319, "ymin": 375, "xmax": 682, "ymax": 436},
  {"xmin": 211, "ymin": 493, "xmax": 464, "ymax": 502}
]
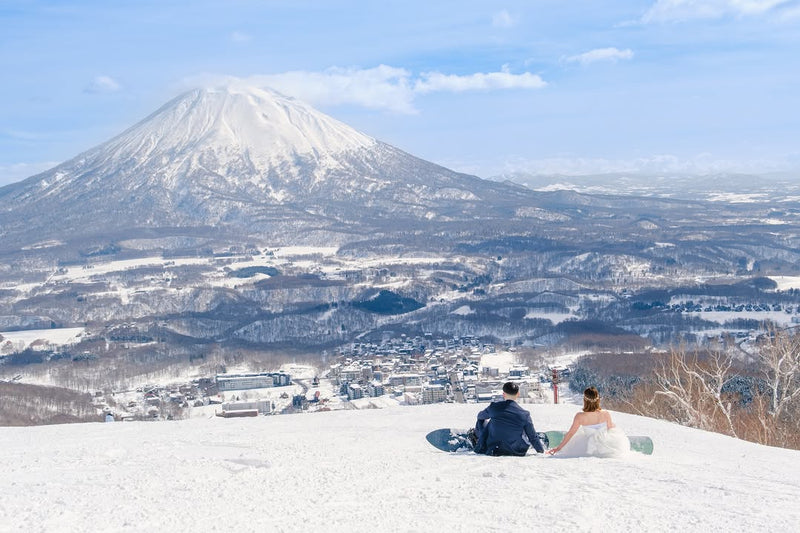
[{"xmin": 556, "ymin": 422, "xmax": 629, "ymax": 458}]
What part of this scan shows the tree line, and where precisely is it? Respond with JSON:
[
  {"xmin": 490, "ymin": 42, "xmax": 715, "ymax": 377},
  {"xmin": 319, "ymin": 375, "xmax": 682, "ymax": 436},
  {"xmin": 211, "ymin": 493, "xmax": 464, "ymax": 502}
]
[
  {"xmin": 0, "ymin": 381, "xmax": 100, "ymax": 426},
  {"xmin": 570, "ymin": 329, "xmax": 800, "ymax": 450}
]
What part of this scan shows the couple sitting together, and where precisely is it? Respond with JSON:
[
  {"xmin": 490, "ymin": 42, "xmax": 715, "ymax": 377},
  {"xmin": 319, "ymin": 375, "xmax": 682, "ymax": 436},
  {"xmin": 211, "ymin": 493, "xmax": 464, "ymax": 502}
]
[{"xmin": 472, "ymin": 382, "xmax": 628, "ymax": 458}]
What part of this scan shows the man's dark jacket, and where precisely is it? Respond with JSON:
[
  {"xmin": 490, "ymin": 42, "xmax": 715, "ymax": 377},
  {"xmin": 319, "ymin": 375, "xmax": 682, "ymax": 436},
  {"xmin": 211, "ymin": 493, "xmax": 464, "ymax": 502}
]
[{"xmin": 474, "ymin": 399, "xmax": 545, "ymax": 456}]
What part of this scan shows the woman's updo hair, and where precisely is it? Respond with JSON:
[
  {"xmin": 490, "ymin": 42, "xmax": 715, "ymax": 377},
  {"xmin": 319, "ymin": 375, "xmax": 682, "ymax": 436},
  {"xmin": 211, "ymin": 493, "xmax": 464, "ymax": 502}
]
[{"xmin": 583, "ymin": 386, "xmax": 601, "ymax": 412}]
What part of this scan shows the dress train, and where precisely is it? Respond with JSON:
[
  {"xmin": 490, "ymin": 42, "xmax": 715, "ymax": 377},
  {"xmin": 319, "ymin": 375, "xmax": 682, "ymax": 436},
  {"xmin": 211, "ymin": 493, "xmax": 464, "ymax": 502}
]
[{"xmin": 556, "ymin": 422, "xmax": 629, "ymax": 458}]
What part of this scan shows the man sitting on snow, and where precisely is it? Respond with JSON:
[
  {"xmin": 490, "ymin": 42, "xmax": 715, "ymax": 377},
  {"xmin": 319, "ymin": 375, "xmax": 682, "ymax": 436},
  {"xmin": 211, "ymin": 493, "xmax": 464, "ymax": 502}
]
[{"xmin": 472, "ymin": 381, "xmax": 545, "ymax": 456}]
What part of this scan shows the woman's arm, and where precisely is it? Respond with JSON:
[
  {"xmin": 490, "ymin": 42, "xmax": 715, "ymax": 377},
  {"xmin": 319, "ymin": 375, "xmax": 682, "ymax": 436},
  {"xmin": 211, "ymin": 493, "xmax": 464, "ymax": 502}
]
[{"xmin": 547, "ymin": 413, "xmax": 582, "ymax": 455}]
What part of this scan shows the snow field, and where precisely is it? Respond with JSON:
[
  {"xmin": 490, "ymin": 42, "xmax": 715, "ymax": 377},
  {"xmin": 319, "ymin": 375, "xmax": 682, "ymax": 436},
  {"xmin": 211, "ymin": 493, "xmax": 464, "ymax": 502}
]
[
  {"xmin": 1, "ymin": 403, "xmax": 798, "ymax": 532},
  {"xmin": 0, "ymin": 328, "xmax": 86, "ymax": 349},
  {"xmin": 770, "ymin": 275, "xmax": 800, "ymax": 291}
]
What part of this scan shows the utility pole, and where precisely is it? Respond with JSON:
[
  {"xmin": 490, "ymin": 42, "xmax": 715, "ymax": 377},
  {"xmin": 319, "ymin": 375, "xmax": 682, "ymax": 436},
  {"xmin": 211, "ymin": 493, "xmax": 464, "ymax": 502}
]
[{"xmin": 552, "ymin": 368, "xmax": 559, "ymax": 404}]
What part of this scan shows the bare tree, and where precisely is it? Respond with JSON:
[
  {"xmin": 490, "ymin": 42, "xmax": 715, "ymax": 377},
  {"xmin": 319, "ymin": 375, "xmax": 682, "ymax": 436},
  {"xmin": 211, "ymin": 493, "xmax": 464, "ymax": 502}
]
[
  {"xmin": 648, "ymin": 346, "xmax": 738, "ymax": 438},
  {"xmin": 609, "ymin": 333, "xmax": 800, "ymax": 449},
  {"xmin": 0, "ymin": 382, "xmax": 100, "ymax": 426},
  {"xmin": 758, "ymin": 327, "xmax": 800, "ymax": 422}
]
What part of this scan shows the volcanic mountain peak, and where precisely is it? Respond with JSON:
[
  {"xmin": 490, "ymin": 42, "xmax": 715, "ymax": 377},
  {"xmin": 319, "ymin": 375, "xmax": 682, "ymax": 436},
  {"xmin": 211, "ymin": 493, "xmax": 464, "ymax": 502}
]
[
  {"xmin": 102, "ymin": 83, "xmax": 378, "ymax": 169},
  {"xmin": 0, "ymin": 81, "xmax": 528, "ymax": 244}
]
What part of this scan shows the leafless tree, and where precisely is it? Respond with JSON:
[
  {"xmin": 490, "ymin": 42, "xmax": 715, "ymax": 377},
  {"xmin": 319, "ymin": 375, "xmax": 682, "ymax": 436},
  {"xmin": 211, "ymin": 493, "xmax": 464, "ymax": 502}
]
[
  {"xmin": 0, "ymin": 382, "xmax": 100, "ymax": 426},
  {"xmin": 648, "ymin": 347, "xmax": 738, "ymax": 437},
  {"xmin": 757, "ymin": 327, "xmax": 800, "ymax": 422},
  {"xmin": 605, "ymin": 332, "xmax": 800, "ymax": 449}
]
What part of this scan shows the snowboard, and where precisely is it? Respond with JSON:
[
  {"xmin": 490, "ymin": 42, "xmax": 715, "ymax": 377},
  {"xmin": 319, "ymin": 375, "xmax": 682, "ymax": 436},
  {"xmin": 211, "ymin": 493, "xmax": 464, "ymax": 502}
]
[
  {"xmin": 425, "ymin": 427, "xmax": 549, "ymax": 453},
  {"xmin": 545, "ymin": 431, "xmax": 654, "ymax": 455},
  {"xmin": 425, "ymin": 428, "xmax": 653, "ymax": 455}
]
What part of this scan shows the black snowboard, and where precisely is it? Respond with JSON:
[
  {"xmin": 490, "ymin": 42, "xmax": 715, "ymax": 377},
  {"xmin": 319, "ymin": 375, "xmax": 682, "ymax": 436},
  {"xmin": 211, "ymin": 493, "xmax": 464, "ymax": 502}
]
[{"xmin": 425, "ymin": 427, "xmax": 549, "ymax": 453}]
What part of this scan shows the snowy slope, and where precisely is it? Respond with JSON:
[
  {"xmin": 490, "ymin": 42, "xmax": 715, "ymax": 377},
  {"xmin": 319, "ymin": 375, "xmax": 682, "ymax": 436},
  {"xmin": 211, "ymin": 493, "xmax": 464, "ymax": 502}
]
[
  {"xmin": 1, "ymin": 403, "xmax": 798, "ymax": 532},
  {"xmin": 47, "ymin": 84, "xmax": 379, "ymax": 201},
  {"xmin": 5, "ymin": 84, "xmax": 375, "ymax": 202}
]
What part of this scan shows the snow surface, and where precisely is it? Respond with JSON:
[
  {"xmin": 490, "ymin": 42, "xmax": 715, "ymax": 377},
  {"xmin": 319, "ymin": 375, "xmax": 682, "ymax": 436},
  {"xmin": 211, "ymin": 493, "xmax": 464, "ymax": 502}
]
[
  {"xmin": 706, "ymin": 193, "xmax": 769, "ymax": 203},
  {"xmin": 524, "ymin": 310, "xmax": 576, "ymax": 324},
  {"xmin": 770, "ymin": 275, "xmax": 800, "ymax": 291},
  {"xmin": 49, "ymin": 257, "xmax": 209, "ymax": 282},
  {"xmin": 100, "ymin": 84, "xmax": 377, "ymax": 180},
  {"xmin": 684, "ymin": 310, "xmax": 796, "ymax": 328},
  {"xmin": 479, "ymin": 351, "xmax": 517, "ymax": 374},
  {"xmin": 1, "ymin": 403, "xmax": 798, "ymax": 532},
  {"xmin": 6, "ymin": 250, "xmax": 481, "ymax": 307},
  {"xmin": 0, "ymin": 327, "xmax": 85, "ymax": 350}
]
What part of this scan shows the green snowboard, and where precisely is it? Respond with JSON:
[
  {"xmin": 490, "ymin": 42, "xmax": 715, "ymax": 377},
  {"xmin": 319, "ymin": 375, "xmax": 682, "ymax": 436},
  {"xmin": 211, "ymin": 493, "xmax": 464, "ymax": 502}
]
[{"xmin": 545, "ymin": 430, "xmax": 654, "ymax": 455}]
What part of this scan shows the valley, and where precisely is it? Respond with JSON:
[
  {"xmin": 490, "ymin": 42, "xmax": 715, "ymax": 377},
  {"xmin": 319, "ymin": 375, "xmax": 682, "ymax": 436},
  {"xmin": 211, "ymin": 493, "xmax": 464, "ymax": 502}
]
[{"xmin": 2, "ymin": 84, "xmax": 800, "ymax": 417}]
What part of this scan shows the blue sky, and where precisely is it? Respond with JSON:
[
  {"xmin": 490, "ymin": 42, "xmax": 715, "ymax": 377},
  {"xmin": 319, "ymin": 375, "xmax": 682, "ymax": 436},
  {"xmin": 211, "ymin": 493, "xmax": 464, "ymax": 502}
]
[{"xmin": 1, "ymin": 0, "xmax": 799, "ymax": 186}]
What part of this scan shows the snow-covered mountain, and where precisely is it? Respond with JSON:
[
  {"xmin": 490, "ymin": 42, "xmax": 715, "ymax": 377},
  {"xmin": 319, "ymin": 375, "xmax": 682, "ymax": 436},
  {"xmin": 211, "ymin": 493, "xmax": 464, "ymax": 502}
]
[
  {"xmin": 0, "ymin": 83, "xmax": 532, "ymax": 247},
  {"xmin": 4, "ymin": 82, "xmax": 800, "ymax": 352},
  {"xmin": 1, "ymin": 403, "xmax": 797, "ymax": 531}
]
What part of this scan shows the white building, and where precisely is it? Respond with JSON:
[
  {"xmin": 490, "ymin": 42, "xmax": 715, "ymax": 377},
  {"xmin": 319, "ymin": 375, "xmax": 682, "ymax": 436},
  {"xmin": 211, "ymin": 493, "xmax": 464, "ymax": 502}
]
[
  {"xmin": 216, "ymin": 372, "xmax": 291, "ymax": 391},
  {"xmin": 221, "ymin": 399, "xmax": 272, "ymax": 414},
  {"xmin": 387, "ymin": 373, "xmax": 423, "ymax": 387},
  {"xmin": 422, "ymin": 384, "xmax": 447, "ymax": 404},
  {"xmin": 347, "ymin": 383, "xmax": 364, "ymax": 400}
]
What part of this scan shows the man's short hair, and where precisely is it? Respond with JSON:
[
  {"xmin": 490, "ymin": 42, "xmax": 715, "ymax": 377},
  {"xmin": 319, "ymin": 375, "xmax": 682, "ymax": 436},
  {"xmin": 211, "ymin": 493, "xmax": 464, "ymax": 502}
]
[{"xmin": 502, "ymin": 382, "xmax": 519, "ymax": 396}]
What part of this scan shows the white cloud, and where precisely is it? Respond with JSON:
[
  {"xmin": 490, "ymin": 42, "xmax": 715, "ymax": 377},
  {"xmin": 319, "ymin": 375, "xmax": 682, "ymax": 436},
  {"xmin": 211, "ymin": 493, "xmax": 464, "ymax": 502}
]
[
  {"xmin": 778, "ymin": 3, "xmax": 800, "ymax": 18},
  {"xmin": 414, "ymin": 66, "xmax": 546, "ymax": 94},
  {"xmin": 230, "ymin": 31, "xmax": 252, "ymax": 43},
  {"xmin": 565, "ymin": 47, "xmax": 634, "ymax": 65},
  {"xmin": 492, "ymin": 9, "xmax": 516, "ymax": 28},
  {"xmin": 85, "ymin": 75, "xmax": 121, "ymax": 94},
  {"xmin": 251, "ymin": 65, "xmax": 417, "ymax": 114},
  {"xmin": 642, "ymin": 0, "xmax": 794, "ymax": 22},
  {"xmin": 189, "ymin": 65, "xmax": 546, "ymax": 114}
]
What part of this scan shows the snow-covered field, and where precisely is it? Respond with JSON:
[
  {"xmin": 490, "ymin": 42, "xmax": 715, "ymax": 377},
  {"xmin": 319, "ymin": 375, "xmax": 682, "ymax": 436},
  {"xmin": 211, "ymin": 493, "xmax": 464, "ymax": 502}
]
[
  {"xmin": 2, "ymin": 248, "xmax": 485, "ymax": 305},
  {"xmin": 0, "ymin": 328, "xmax": 86, "ymax": 351},
  {"xmin": 685, "ymin": 310, "xmax": 796, "ymax": 328},
  {"xmin": 1, "ymin": 403, "xmax": 798, "ymax": 532},
  {"xmin": 770, "ymin": 275, "xmax": 800, "ymax": 291}
]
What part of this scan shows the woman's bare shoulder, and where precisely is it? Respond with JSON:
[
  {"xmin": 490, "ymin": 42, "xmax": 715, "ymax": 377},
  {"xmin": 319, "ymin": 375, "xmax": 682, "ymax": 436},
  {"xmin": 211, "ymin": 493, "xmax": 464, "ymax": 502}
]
[{"xmin": 601, "ymin": 409, "xmax": 615, "ymax": 426}]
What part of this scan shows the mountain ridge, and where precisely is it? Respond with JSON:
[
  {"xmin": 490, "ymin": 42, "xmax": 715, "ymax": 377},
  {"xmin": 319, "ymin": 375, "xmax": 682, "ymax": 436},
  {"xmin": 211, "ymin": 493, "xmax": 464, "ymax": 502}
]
[{"xmin": 0, "ymin": 83, "xmax": 540, "ymax": 247}]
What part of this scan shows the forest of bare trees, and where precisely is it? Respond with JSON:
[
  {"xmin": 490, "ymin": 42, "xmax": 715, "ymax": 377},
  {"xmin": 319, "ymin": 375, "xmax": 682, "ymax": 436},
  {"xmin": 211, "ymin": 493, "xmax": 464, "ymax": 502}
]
[
  {"xmin": 588, "ymin": 329, "xmax": 800, "ymax": 450},
  {"xmin": 0, "ymin": 382, "xmax": 100, "ymax": 426}
]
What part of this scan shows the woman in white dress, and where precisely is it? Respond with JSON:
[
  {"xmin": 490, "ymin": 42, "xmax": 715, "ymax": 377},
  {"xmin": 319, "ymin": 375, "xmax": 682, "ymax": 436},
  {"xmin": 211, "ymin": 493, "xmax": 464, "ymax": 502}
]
[{"xmin": 546, "ymin": 387, "xmax": 629, "ymax": 458}]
